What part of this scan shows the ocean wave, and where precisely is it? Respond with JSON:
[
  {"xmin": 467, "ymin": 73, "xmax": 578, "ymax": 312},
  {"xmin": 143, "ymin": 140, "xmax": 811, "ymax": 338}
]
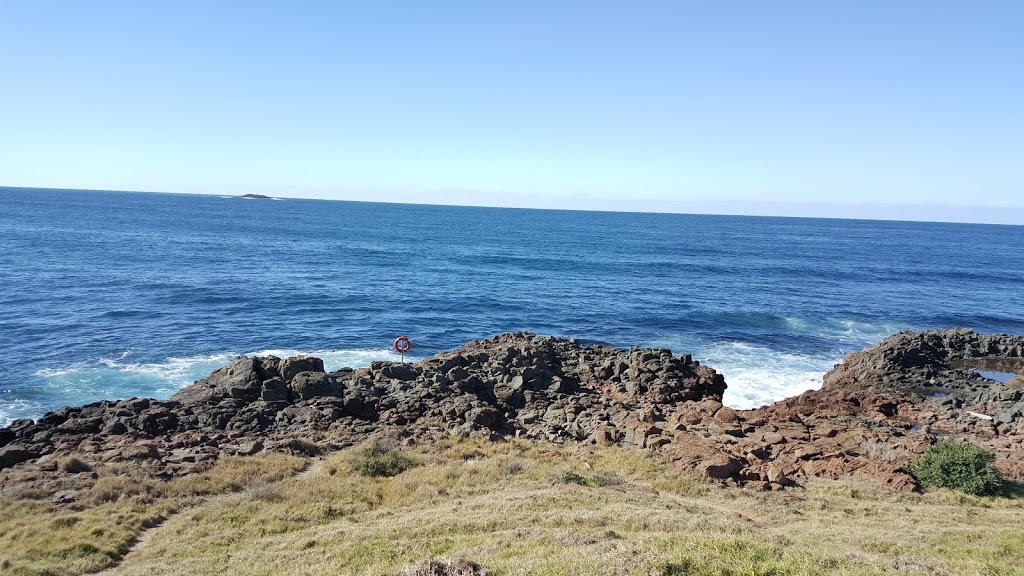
[
  {"xmin": 0, "ymin": 395, "xmax": 43, "ymax": 428},
  {"xmin": 647, "ymin": 331, "xmax": 844, "ymax": 410},
  {"xmin": 248, "ymin": 348, "xmax": 409, "ymax": 370},
  {"xmin": 698, "ymin": 341, "xmax": 834, "ymax": 410},
  {"xmin": 659, "ymin": 314, "xmax": 903, "ymax": 408},
  {"xmin": 7, "ymin": 347, "xmax": 414, "ymax": 426},
  {"xmin": 792, "ymin": 317, "xmax": 906, "ymax": 344},
  {"xmin": 35, "ymin": 348, "xmax": 410, "ymax": 383}
]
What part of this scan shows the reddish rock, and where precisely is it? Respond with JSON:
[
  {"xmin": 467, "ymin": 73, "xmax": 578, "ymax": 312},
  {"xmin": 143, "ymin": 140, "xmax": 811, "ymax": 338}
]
[{"xmin": 4, "ymin": 329, "xmax": 1024, "ymax": 499}]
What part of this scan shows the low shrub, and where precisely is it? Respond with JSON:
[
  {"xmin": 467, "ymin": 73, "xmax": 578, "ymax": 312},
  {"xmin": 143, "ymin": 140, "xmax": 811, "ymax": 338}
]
[
  {"xmin": 591, "ymin": 471, "xmax": 625, "ymax": 487},
  {"xmin": 88, "ymin": 476, "xmax": 146, "ymax": 504},
  {"xmin": 350, "ymin": 441, "xmax": 416, "ymax": 477},
  {"xmin": 288, "ymin": 439, "xmax": 323, "ymax": 457},
  {"xmin": 401, "ymin": 558, "xmax": 493, "ymax": 576},
  {"xmin": 61, "ymin": 456, "xmax": 92, "ymax": 473},
  {"xmin": 909, "ymin": 439, "xmax": 1003, "ymax": 496},
  {"xmin": 561, "ymin": 471, "xmax": 598, "ymax": 487},
  {"xmin": 560, "ymin": 470, "xmax": 623, "ymax": 487},
  {"xmin": 51, "ymin": 516, "xmax": 82, "ymax": 529},
  {"xmin": 502, "ymin": 460, "xmax": 526, "ymax": 476}
]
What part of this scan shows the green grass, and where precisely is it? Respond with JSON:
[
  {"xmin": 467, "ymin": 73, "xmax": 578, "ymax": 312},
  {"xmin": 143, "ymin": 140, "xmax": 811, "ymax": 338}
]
[{"xmin": 1, "ymin": 437, "xmax": 1022, "ymax": 576}]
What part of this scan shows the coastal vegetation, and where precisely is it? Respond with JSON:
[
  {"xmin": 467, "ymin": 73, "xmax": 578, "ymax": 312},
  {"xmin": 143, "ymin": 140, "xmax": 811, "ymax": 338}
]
[
  {"xmin": 349, "ymin": 439, "xmax": 418, "ymax": 477},
  {"xmin": 3, "ymin": 329, "xmax": 1024, "ymax": 575},
  {"xmin": 909, "ymin": 439, "xmax": 1005, "ymax": 496},
  {"xmin": 2, "ymin": 437, "xmax": 1022, "ymax": 576}
]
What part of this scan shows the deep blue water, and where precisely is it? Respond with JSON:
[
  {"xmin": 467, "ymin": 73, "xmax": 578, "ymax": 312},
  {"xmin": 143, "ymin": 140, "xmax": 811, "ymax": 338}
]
[{"xmin": 2, "ymin": 187, "xmax": 1024, "ymax": 425}]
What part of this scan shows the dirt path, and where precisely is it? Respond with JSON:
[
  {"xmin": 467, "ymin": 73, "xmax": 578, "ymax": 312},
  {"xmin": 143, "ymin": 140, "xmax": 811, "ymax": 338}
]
[{"xmin": 92, "ymin": 458, "xmax": 322, "ymax": 575}]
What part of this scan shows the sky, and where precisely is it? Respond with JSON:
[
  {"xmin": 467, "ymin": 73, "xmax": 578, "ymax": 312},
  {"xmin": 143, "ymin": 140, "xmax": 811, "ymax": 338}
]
[{"xmin": 1, "ymin": 1, "xmax": 1022, "ymax": 223}]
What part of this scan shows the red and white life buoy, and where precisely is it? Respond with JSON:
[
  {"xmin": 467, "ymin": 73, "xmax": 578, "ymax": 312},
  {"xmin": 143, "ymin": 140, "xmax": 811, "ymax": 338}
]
[{"xmin": 393, "ymin": 336, "xmax": 412, "ymax": 354}]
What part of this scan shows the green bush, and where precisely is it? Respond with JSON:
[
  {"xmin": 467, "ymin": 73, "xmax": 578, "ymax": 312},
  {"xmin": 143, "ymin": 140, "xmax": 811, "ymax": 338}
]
[
  {"xmin": 560, "ymin": 470, "xmax": 624, "ymax": 488},
  {"xmin": 350, "ymin": 442, "xmax": 416, "ymax": 477},
  {"xmin": 909, "ymin": 439, "xmax": 1003, "ymax": 496},
  {"xmin": 561, "ymin": 471, "xmax": 597, "ymax": 487}
]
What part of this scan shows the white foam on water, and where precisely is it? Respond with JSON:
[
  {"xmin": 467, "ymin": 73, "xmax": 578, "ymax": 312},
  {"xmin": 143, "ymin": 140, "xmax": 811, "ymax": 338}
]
[
  {"xmin": 782, "ymin": 316, "xmax": 905, "ymax": 345},
  {"xmin": 636, "ymin": 343, "xmax": 836, "ymax": 410},
  {"xmin": 36, "ymin": 352, "xmax": 239, "ymax": 397},
  {"xmin": 250, "ymin": 348, "xmax": 409, "ymax": 371},
  {"xmin": 7, "ymin": 316, "xmax": 896, "ymax": 425},
  {"xmin": 703, "ymin": 316, "xmax": 903, "ymax": 409},
  {"xmin": 6, "ymin": 347, "xmax": 414, "ymax": 426},
  {"xmin": 0, "ymin": 395, "xmax": 41, "ymax": 428},
  {"xmin": 646, "ymin": 315, "xmax": 901, "ymax": 410},
  {"xmin": 698, "ymin": 341, "xmax": 835, "ymax": 410}
]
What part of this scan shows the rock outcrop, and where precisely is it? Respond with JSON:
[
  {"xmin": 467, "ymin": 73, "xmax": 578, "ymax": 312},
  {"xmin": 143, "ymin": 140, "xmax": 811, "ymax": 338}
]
[
  {"xmin": 767, "ymin": 328, "xmax": 1024, "ymax": 484},
  {"xmin": 2, "ymin": 329, "xmax": 1023, "ymax": 501}
]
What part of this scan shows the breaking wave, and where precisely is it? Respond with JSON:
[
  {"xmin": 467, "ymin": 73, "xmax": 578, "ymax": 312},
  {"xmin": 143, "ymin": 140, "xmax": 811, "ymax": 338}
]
[
  {"xmin": 697, "ymin": 341, "xmax": 834, "ymax": 410},
  {"xmin": 4, "ymin": 347, "xmax": 412, "ymax": 426}
]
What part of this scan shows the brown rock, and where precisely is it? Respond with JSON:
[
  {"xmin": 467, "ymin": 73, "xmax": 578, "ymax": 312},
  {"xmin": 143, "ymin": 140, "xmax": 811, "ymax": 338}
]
[{"xmin": 0, "ymin": 446, "xmax": 40, "ymax": 470}]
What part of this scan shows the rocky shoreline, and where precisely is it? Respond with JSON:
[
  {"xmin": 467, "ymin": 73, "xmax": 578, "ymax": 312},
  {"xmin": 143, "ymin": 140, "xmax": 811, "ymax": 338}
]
[{"xmin": 2, "ymin": 329, "xmax": 1023, "ymax": 502}]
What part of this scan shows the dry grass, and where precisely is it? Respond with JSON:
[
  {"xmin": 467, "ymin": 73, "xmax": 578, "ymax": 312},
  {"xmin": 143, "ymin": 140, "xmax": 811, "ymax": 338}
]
[
  {"xmin": 858, "ymin": 439, "xmax": 908, "ymax": 464},
  {"xmin": 2, "ymin": 438, "xmax": 1023, "ymax": 576},
  {"xmin": 0, "ymin": 453, "xmax": 307, "ymax": 575}
]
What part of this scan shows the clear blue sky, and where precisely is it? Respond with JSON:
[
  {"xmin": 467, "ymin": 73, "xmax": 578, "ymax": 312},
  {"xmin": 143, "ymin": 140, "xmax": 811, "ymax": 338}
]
[{"xmin": 1, "ymin": 1, "xmax": 1022, "ymax": 222}]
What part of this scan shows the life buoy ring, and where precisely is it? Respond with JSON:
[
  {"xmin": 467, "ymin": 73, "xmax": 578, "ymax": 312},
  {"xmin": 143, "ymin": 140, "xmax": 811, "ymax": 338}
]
[{"xmin": 393, "ymin": 336, "xmax": 412, "ymax": 354}]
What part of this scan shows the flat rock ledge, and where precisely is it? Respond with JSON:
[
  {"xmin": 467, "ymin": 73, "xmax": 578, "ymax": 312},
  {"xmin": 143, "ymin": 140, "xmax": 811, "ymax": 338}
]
[{"xmin": 2, "ymin": 329, "xmax": 1023, "ymax": 502}]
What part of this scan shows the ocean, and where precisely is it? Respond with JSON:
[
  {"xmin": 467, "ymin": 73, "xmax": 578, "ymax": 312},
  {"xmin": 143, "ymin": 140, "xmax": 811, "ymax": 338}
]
[{"xmin": 2, "ymin": 187, "xmax": 1023, "ymax": 426}]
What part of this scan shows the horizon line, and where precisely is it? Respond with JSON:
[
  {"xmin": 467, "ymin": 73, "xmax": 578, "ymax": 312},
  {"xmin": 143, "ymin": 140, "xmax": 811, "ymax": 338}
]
[{"xmin": 3, "ymin": 184, "xmax": 1023, "ymax": 227}]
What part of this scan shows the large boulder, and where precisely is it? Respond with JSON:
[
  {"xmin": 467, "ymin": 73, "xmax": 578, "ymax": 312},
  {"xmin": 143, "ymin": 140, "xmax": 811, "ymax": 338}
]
[
  {"xmin": 288, "ymin": 372, "xmax": 341, "ymax": 401},
  {"xmin": 0, "ymin": 446, "xmax": 41, "ymax": 470},
  {"xmin": 172, "ymin": 356, "xmax": 266, "ymax": 404},
  {"xmin": 279, "ymin": 356, "xmax": 325, "ymax": 383}
]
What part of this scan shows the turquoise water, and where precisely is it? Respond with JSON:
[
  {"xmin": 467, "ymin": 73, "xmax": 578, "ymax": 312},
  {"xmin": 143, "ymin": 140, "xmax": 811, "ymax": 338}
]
[{"xmin": 2, "ymin": 187, "xmax": 1023, "ymax": 425}]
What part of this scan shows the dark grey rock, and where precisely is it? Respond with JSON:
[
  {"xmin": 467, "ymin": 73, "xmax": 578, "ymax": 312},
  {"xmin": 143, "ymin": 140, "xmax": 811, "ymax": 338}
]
[
  {"xmin": 288, "ymin": 372, "xmax": 341, "ymax": 401},
  {"xmin": 279, "ymin": 356, "xmax": 324, "ymax": 383}
]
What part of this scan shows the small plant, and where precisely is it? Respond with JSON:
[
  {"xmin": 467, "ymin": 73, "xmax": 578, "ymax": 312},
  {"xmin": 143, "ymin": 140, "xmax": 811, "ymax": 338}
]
[
  {"xmin": 591, "ymin": 471, "xmax": 625, "ymax": 487},
  {"xmin": 561, "ymin": 471, "xmax": 598, "ymax": 487},
  {"xmin": 61, "ymin": 456, "xmax": 92, "ymax": 473},
  {"xmin": 50, "ymin": 516, "xmax": 82, "ymax": 529},
  {"xmin": 560, "ymin": 470, "xmax": 623, "ymax": 487},
  {"xmin": 401, "ymin": 558, "xmax": 493, "ymax": 576},
  {"xmin": 288, "ymin": 439, "xmax": 323, "ymax": 456},
  {"xmin": 245, "ymin": 484, "xmax": 283, "ymax": 502},
  {"xmin": 503, "ymin": 460, "xmax": 526, "ymax": 476},
  {"xmin": 350, "ymin": 440, "xmax": 416, "ymax": 477},
  {"xmin": 658, "ymin": 560, "xmax": 694, "ymax": 575},
  {"xmin": 909, "ymin": 439, "xmax": 1003, "ymax": 496}
]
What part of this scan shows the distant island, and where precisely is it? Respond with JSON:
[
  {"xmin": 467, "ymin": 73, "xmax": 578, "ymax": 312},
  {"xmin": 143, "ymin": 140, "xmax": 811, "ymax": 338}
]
[{"xmin": 238, "ymin": 193, "xmax": 273, "ymax": 199}]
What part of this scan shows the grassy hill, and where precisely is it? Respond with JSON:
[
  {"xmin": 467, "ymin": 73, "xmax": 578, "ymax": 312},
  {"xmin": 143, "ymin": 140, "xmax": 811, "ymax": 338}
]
[{"xmin": 2, "ymin": 437, "xmax": 1022, "ymax": 576}]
